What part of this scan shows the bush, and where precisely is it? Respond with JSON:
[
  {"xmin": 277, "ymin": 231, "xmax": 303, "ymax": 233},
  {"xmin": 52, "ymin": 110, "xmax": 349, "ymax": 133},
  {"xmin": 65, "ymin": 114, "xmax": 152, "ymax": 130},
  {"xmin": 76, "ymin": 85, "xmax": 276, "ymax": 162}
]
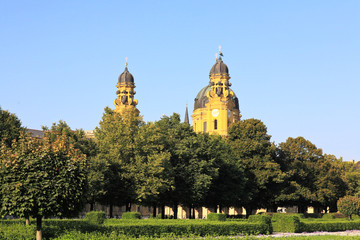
[
  {"xmin": 207, "ymin": 213, "xmax": 226, "ymax": 221},
  {"xmin": 0, "ymin": 222, "xmax": 35, "ymax": 240},
  {"xmin": 271, "ymin": 213, "xmax": 305, "ymax": 221},
  {"xmin": 271, "ymin": 214, "xmax": 303, "ymax": 233},
  {"xmin": 85, "ymin": 211, "xmax": 107, "ymax": 225},
  {"xmin": 122, "ymin": 212, "xmax": 141, "ymax": 219},
  {"xmin": 337, "ymin": 196, "xmax": 360, "ymax": 219},
  {"xmin": 1, "ymin": 219, "xmax": 271, "ymax": 238},
  {"xmin": 248, "ymin": 215, "xmax": 272, "ymax": 233},
  {"xmin": 301, "ymin": 220, "xmax": 360, "ymax": 232}
]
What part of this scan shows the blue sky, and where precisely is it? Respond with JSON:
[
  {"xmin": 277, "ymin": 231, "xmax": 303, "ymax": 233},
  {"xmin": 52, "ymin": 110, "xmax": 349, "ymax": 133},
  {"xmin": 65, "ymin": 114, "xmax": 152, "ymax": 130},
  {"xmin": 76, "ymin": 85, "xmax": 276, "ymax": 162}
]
[{"xmin": 0, "ymin": 1, "xmax": 359, "ymax": 161}]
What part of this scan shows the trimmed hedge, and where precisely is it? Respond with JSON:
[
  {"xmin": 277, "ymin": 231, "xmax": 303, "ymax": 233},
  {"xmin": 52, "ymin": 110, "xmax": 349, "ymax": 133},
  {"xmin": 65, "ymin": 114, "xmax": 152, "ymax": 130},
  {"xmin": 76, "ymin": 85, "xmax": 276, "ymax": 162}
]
[
  {"xmin": 0, "ymin": 222, "xmax": 35, "ymax": 240},
  {"xmin": 271, "ymin": 214, "xmax": 302, "ymax": 233},
  {"xmin": 104, "ymin": 221, "xmax": 269, "ymax": 237},
  {"xmin": 1, "ymin": 219, "xmax": 270, "ymax": 238},
  {"xmin": 207, "ymin": 213, "xmax": 226, "ymax": 221},
  {"xmin": 322, "ymin": 213, "xmax": 347, "ymax": 219},
  {"xmin": 85, "ymin": 211, "xmax": 106, "ymax": 225},
  {"xmin": 122, "ymin": 212, "xmax": 141, "ymax": 219},
  {"xmin": 301, "ymin": 220, "xmax": 360, "ymax": 232},
  {"xmin": 248, "ymin": 215, "xmax": 272, "ymax": 233}
]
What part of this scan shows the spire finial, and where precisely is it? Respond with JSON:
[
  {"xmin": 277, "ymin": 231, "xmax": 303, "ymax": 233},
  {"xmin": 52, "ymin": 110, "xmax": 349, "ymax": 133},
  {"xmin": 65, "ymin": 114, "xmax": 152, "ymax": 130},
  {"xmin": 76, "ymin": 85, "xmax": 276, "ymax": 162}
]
[
  {"xmin": 184, "ymin": 103, "xmax": 189, "ymax": 124},
  {"xmin": 218, "ymin": 45, "xmax": 223, "ymax": 59},
  {"xmin": 215, "ymin": 53, "xmax": 218, "ymax": 61},
  {"xmin": 125, "ymin": 57, "xmax": 128, "ymax": 67}
]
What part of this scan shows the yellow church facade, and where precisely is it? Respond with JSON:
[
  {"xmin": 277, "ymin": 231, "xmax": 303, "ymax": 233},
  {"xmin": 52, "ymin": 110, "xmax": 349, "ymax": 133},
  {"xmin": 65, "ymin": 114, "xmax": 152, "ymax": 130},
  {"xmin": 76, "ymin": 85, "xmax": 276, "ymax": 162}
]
[{"xmin": 192, "ymin": 49, "xmax": 241, "ymax": 136}]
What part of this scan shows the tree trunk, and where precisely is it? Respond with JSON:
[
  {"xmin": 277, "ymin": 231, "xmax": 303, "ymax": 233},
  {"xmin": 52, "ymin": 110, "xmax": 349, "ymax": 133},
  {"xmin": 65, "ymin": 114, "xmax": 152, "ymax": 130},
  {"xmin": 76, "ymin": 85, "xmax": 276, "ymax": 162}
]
[
  {"xmin": 329, "ymin": 203, "xmax": 337, "ymax": 213},
  {"xmin": 126, "ymin": 202, "xmax": 131, "ymax": 212},
  {"xmin": 25, "ymin": 215, "xmax": 30, "ymax": 225},
  {"xmin": 36, "ymin": 216, "xmax": 42, "ymax": 240},
  {"xmin": 161, "ymin": 205, "xmax": 165, "ymax": 219},
  {"xmin": 152, "ymin": 203, "xmax": 157, "ymax": 217},
  {"xmin": 192, "ymin": 207, "xmax": 195, "ymax": 219},
  {"xmin": 214, "ymin": 205, "xmax": 218, "ymax": 213},
  {"xmin": 298, "ymin": 205, "xmax": 307, "ymax": 213},
  {"xmin": 245, "ymin": 206, "xmax": 253, "ymax": 219},
  {"xmin": 219, "ymin": 205, "xmax": 222, "ymax": 213},
  {"xmin": 90, "ymin": 202, "xmax": 94, "ymax": 211},
  {"xmin": 109, "ymin": 204, "xmax": 113, "ymax": 218},
  {"xmin": 188, "ymin": 207, "xmax": 192, "ymax": 219},
  {"xmin": 173, "ymin": 203, "xmax": 178, "ymax": 219}
]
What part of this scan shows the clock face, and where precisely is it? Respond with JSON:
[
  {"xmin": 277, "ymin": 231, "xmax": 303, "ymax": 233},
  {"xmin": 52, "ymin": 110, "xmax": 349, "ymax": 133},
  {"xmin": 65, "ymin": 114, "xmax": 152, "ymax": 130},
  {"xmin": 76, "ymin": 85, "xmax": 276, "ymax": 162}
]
[{"xmin": 212, "ymin": 109, "xmax": 219, "ymax": 117}]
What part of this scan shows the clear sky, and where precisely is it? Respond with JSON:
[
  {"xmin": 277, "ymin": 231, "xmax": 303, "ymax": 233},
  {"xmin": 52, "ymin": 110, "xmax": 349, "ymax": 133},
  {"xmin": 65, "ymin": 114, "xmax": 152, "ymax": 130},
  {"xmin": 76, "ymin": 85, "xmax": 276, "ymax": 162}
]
[{"xmin": 1, "ymin": 1, "xmax": 359, "ymax": 161}]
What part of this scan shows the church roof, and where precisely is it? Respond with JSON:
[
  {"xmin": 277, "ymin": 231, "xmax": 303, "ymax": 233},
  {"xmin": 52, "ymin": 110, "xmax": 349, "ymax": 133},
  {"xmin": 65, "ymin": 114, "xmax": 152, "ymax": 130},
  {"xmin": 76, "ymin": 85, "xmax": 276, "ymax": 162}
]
[
  {"xmin": 194, "ymin": 85, "xmax": 239, "ymax": 111},
  {"xmin": 118, "ymin": 66, "xmax": 134, "ymax": 83},
  {"xmin": 209, "ymin": 57, "xmax": 229, "ymax": 75}
]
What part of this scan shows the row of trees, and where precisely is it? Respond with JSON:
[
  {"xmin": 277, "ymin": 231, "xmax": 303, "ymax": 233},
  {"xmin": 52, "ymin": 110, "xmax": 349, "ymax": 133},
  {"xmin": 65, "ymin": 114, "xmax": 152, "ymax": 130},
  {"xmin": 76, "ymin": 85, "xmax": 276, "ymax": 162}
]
[{"xmin": 1, "ymin": 106, "xmax": 360, "ymax": 225}]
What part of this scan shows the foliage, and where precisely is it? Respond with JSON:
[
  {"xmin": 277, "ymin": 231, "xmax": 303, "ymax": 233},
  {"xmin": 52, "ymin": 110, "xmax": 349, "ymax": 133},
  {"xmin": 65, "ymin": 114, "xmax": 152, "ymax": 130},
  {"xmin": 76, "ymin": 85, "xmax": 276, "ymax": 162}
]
[
  {"xmin": 95, "ymin": 107, "xmax": 143, "ymax": 212},
  {"xmin": 42, "ymin": 120, "xmax": 97, "ymax": 158},
  {"xmin": 85, "ymin": 211, "xmax": 106, "ymax": 225},
  {"xmin": 271, "ymin": 214, "xmax": 303, "ymax": 233},
  {"xmin": 276, "ymin": 136, "xmax": 323, "ymax": 212},
  {"xmin": 132, "ymin": 121, "xmax": 173, "ymax": 206},
  {"xmin": 121, "ymin": 212, "xmax": 141, "ymax": 219},
  {"xmin": 337, "ymin": 196, "xmax": 360, "ymax": 219},
  {"xmin": 315, "ymin": 154, "xmax": 347, "ymax": 212},
  {"xmin": 207, "ymin": 213, "xmax": 226, "ymax": 221},
  {"xmin": 322, "ymin": 213, "xmax": 347, "ymax": 219},
  {"xmin": 0, "ymin": 222, "xmax": 35, "ymax": 240},
  {"xmin": 0, "ymin": 107, "xmax": 24, "ymax": 147},
  {"xmin": 0, "ymin": 132, "xmax": 87, "ymax": 239},
  {"xmin": 0, "ymin": 132, "xmax": 87, "ymax": 218},
  {"xmin": 301, "ymin": 220, "xmax": 360, "ymax": 233},
  {"xmin": 228, "ymin": 119, "xmax": 283, "ymax": 216},
  {"xmin": 248, "ymin": 215, "xmax": 272, "ymax": 233},
  {"xmin": 0, "ymin": 219, "xmax": 270, "ymax": 239}
]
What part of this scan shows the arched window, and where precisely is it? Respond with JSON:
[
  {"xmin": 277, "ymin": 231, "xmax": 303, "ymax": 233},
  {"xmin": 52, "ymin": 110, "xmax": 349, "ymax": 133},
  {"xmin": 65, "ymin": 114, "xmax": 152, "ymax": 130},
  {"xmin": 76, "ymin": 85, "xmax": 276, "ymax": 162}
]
[{"xmin": 214, "ymin": 119, "xmax": 218, "ymax": 130}]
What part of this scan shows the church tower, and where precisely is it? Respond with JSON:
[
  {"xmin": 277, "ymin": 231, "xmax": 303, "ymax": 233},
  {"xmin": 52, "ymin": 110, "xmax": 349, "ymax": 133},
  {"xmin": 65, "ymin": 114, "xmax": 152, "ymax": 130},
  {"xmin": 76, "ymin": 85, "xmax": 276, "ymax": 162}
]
[
  {"xmin": 114, "ymin": 59, "xmax": 139, "ymax": 115},
  {"xmin": 192, "ymin": 47, "xmax": 241, "ymax": 136}
]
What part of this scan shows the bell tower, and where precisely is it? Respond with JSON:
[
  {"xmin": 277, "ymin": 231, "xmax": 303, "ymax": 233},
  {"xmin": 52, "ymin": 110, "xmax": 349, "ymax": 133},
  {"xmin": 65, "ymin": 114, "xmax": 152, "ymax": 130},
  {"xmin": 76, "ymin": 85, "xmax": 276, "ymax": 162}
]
[
  {"xmin": 192, "ymin": 47, "xmax": 241, "ymax": 136},
  {"xmin": 114, "ymin": 58, "xmax": 139, "ymax": 115}
]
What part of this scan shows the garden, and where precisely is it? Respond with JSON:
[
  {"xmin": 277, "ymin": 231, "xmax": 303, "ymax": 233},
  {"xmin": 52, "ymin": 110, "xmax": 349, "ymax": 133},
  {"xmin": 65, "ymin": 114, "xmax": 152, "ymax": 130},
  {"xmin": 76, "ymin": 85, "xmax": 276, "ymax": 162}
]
[{"xmin": 3, "ymin": 212, "xmax": 360, "ymax": 239}]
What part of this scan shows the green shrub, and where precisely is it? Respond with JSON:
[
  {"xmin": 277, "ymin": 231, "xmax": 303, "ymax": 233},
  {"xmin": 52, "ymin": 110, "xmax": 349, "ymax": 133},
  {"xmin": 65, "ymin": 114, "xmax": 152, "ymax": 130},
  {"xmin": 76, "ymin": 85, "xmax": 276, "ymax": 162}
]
[
  {"xmin": 272, "ymin": 213, "xmax": 305, "ymax": 221},
  {"xmin": 271, "ymin": 214, "xmax": 303, "ymax": 233},
  {"xmin": 85, "ymin": 211, "xmax": 107, "ymax": 225},
  {"xmin": 322, "ymin": 213, "xmax": 336, "ymax": 219},
  {"xmin": 207, "ymin": 213, "xmax": 226, "ymax": 221},
  {"xmin": 248, "ymin": 215, "xmax": 272, "ymax": 233},
  {"xmin": 301, "ymin": 220, "xmax": 360, "ymax": 232},
  {"xmin": 337, "ymin": 196, "xmax": 360, "ymax": 219},
  {"xmin": 0, "ymin": 222, "xmax": 36, "ymax": 240},
  {"xmin": 122, "ymin": 212, "xmax": 141, "ymax": 219}
]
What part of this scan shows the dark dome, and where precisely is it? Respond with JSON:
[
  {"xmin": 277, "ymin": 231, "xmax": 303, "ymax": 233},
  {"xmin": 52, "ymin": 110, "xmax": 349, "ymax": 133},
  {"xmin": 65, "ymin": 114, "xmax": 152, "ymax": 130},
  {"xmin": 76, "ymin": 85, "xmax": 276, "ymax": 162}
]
[
  {"xmin": 209, "ymin": 57, "xmax": 229, "ymax": 75},
  {"xmin": 194, "ymin": 85, "xmax": 239, "ymax": 110},
  {"xmin": 118, "ymin": 67, "xmax": 134, "ymax": 83}
]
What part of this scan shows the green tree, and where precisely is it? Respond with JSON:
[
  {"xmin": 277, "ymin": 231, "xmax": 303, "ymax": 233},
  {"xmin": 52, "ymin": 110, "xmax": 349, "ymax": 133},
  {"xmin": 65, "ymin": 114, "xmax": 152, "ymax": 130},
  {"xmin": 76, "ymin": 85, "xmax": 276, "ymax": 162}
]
[
  {"xmin": 314, "ymin": 154, "xmax": 346, "ymax": 212},
  {"xmin": 228, "ymin": 118, "xmax": 283, "ymax": 217},
  {"xmin": 0, "ymin": 107, "xmax": 25, "ymax": 147},
  {"xmin": 132, "ymin": 121, "xmax": 173, "ymax": 208},
  {"xmin": 42, "ymin": 120, "xmax": 99, "ymax": 208},
  {"xmin": 0, "ymin": 132, "xmax": 87, "ymax": 240},
  {"xmin": 337, "ymin": 196, "xmax": 360, "ymax": 220},
  {"xmin": 342, "ymin": 161, "xmax": 360, "ymax": 197},
  {"xmin": 277, "ymin": 136, "xmax": 323, "ymax": 213},
  {"xmin": 95, "ymin": 107, "xmax": 142, "ymax": 216},
  {"xmin": 151, "ymin": 113, "xmax": 195, "ymax": 218},
  {"xmin": 42, "ymin": 120, "xmax": 97, "ymax": 157}
]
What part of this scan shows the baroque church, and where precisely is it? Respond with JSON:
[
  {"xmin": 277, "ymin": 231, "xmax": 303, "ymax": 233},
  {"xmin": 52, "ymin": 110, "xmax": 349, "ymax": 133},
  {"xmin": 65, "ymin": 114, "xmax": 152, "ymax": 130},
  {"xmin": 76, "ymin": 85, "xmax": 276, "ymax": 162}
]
[
  {"xmin": 102, "ymin": 48, "xmax": 245, "ymax": 218},
  {"xmin": 114, "ymin": 48, "xmax": 241, "ymax": 136}
]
